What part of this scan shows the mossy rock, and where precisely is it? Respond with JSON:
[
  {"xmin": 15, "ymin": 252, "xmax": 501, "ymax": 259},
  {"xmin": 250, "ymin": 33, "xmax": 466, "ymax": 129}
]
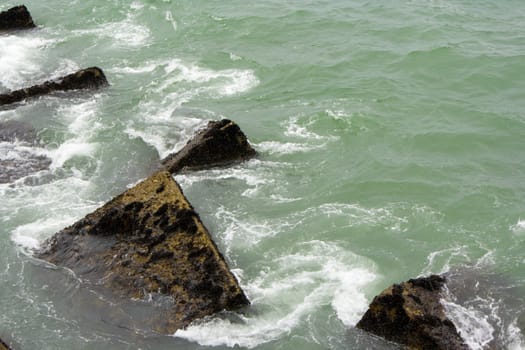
[
  {"xmin": 356, "ymin": 275, "xmax": 468, "ymax": 350},
  {"xmin": 37, "ymin": 170, "xmax": 249, "ymax": 333}
]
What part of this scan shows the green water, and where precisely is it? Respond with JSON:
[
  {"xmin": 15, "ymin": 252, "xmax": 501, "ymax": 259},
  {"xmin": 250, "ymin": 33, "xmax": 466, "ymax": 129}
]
[{"xmin": 1, "ymin": 1, "xmax": 525, "ymax": 349}]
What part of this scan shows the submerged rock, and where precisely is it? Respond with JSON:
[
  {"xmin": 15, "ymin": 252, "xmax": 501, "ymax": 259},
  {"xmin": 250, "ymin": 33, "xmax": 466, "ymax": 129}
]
[
  {"xmin": 37, "ymin": 171, "xmax": 249, "ymax": 333},
  {"xmin": 161, "ymin": 119, "xmax": 256, "ymax": 173},
  {"xmin": 0, "ymin": 5, "xmax": 35, "ymax": 31},
  {"xmin": 0, "ymin": 120, "xmax": 51, "ymax": 183},
  {"xmin": 356, "ymin": 275, "xmax": 467, "ymax": 350},
  {"xmin": 0, "ymin": 67, "xmax": 108, "ymax": 106}
]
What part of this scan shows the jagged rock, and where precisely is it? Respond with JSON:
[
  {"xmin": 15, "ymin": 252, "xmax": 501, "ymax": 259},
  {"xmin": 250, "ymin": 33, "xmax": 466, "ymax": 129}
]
[
  {"xmin": 161, "ymin": 119, "xmax": 256, "ymax": 173},
  {"xmin": 0, "ymin": 120, "xmax": 51, "ymax": 183},
  {"xmin": 0, "ymin": 67, "xmax": 108, "ymax": 106},
  {"xmin": 356, "ymin": 275, "xmax": 468, "ymax": 350},
  {"xmin": 36, "ymin": 170, "xmax": 249, "ymax": 333},
  {"xmin": 0, "ymin": 5, "xmax": 35, "ymax": 31}
]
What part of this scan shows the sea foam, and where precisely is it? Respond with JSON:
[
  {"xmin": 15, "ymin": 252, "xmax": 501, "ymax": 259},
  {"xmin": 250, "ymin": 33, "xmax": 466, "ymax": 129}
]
[{"xmin": 175, "ymin": 240, "xmax": 375, "ymax": 348}]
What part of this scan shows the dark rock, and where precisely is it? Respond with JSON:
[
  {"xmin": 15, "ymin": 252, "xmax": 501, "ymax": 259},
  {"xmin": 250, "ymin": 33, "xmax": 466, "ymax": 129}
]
[
  {"xmin": 0, "ymin": 120, "xmax": 51, "ymax": 183},
  {"xmin": 356, "ymin": 275, "xmax": 468, "ymax": 350},
  {"xmin": 0, "ymin": 5, "xmax": 35, "ymax": 31},
  {"xmin": 0, "ymin": 67, "xmax": 109, "ymax": 106},
  {"xmin": 161, "ymin": 119, "xmax": 256, "ymax": 173},
  {"xmin": 36, "ymin": 170, "xmax": 249, "ymax": 333}
]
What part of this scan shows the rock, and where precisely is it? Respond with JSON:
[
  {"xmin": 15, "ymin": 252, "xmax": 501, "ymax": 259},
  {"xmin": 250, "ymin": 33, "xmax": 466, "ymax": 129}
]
[
  {"xmin": 356, "ymin": 275, "xmax": 468, "ymax": 350},
  {"xmin": 161, "ymin": 119, "xmax": 256, "ymax": 173},
  {"xmin": 0, "ymin": 120, "xmax": 51, "ymax": 183},
  {"xmin": 0, "ymin": 337, "xmax": 11, "ymax": 350},
  {"xmin": 36, "ymin": 170, "xmax": 249, "ymax": 333},
  {"xmin": 0, "ymin": 5, "xmax": 35, "ymax": 31},
  {"xmin": 0, "ymin": 67, "xmax": 108, "ymax": 106}
]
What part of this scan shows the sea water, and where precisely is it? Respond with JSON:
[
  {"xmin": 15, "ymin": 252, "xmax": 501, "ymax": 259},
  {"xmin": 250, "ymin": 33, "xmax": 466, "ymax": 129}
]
[{"xmin": 1, "ymin": 1, "xmax": 525, "ymax": 349}]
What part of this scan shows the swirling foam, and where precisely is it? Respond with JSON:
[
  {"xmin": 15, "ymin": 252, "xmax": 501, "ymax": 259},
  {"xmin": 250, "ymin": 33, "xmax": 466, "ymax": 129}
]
[{"xmin": 175, "ymin": 241, "xmax": 375, "ymax": 348}]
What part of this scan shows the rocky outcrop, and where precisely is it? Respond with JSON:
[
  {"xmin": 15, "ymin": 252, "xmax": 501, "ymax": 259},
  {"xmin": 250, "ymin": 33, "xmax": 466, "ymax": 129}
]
[
  {"xmin": 161, "ymin": 119, "xmax": 256, "ymax": 173},
  {"xmin": 0, "ymin": 120, "xmax": 51, "ymax": 183},
  {"xmin": 0, "ymin": 5, "xmax": 35, "ymax": 31},
  {"xmin": 356, "ymin": 275, "xmax": 467, "ymax": 350},
  {"xmin": 0, "ymin": 67, "xmax": 108, "ymax": 106},
  {"xmin": 36, "ymin": 170, "xmax": 249, "ymax": 333}
]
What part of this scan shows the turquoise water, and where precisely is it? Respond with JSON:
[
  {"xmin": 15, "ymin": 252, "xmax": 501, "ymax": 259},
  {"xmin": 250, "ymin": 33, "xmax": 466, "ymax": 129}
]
[{"xmin": 1, "ymin": 1, "xmax": 525, "ymax": 349}]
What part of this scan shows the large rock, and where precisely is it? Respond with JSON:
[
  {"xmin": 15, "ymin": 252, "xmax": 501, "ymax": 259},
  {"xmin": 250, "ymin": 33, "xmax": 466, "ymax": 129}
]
[
  {"xmin": 356, "ymin": 275, "xmax": 467, "ymax": 350},
  {"xmin": 0, "ymin": 120, "xmax": 51, "ymax": 183},
  {"xmin": 0, "ymin": 5, "xmax": 35, "ymax": 31},
  {"xmin": 0, "ymin": 67, "xmax": 108, "ymax": 106},
  {"xmin": 161, "ymin": 119, "xmax": 256, "ymax": 173},
  {"xmin": 36, "ymin": 170, "xmax": 249, "ymax": 333}
]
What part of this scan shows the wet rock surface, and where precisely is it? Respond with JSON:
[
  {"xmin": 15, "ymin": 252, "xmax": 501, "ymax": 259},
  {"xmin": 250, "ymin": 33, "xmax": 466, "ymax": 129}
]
[
  {"xmin": 161, "ymin": 119, "xmax": 256, "ymax": 173},
  {"xmin": 0, "ymin": 67, "xmax": 108, "ymax": 106},
  {"xmin": 0, "ymin": 120, "xmax": 51, "ymax": 183},
  {"xmin": 36, "ymin": 171, "xmax": 249, "ymax": 333},
  {"xmin": 0, "ymin": 5, "xmax": 35, "ymax": 31},
  {"xmin": 356, "ymin": 275, "xmax": 468, "ymax": 350}
]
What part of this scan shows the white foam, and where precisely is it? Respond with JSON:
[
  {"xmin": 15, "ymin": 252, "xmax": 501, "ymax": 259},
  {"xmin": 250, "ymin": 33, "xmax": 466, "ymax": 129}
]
[
  {"xmin": 163, "ymin": 58, "xmax": 259, "ymax": 96},
  {"xmin": 0, "ymin": 141, "xmax": 48, "ymax": 162},
  {"xmin": 46, "ymin": 99, "xmax": 101, "ymax": 169},
  {"xmin": 110, "ymin": 63, "xmax": 158, "ymax": 74},
  {"xmin": 47, "ymin": 141, "xmax": 97, "ymax": 169},
  {"xmin": 72, "ymin": 19, "xmax": 150, "ymax": 48},
  {"xmin": 125, "ymin": 58, "xmax": 258, "ymax": 158},
  {"xmin": 421, "ymin": 246, "xmax": 470, "ymax": 275},
  {"xmin": 510, "ymin": 218, "xmax": 525, "ymax": 235},
  {"xmin": 125, "ymin": 116, "xmax": 205, "ymax": 158},
  {"xmin": 174, "ymin": 159, "xmax": 274, "ymax": 197},
  {"xmin": 284, "ymin": 114, "xmax": 336, "ymax": 141},
  {"xmin": 256, "ymin": 141, "xmax": 325, "ymax": 155},
  {"xmin": 442, "ymin": 299, "xmax": 495, "ymax": 350},
  {"xmin": 507, "ymin": 319, "xmax": 525, "ymax": 350},
  {"xmin": 175, "ymin": 240, "xmax": 376, "ymax": 348},
  {"xmin": 165, "ymin": 11, "xmax": 178, "ymax": 31},
  {"xmin": 11, "ymin": 215, "xmax": 80, "ymax": 251},
  {"xmin": 0, "ymin": 35, "xmax": 53, "ymax": 90}
]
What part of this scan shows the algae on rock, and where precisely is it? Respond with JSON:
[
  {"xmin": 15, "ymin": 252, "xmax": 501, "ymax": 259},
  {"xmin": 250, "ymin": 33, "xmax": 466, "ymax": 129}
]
[
  {"xmin": 356, "ymin": 275, "xmax": 468, "ymax": 350},
  {"xmin": 37, "ymin": 171, "xmax": 249, "ymax": 333}
]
